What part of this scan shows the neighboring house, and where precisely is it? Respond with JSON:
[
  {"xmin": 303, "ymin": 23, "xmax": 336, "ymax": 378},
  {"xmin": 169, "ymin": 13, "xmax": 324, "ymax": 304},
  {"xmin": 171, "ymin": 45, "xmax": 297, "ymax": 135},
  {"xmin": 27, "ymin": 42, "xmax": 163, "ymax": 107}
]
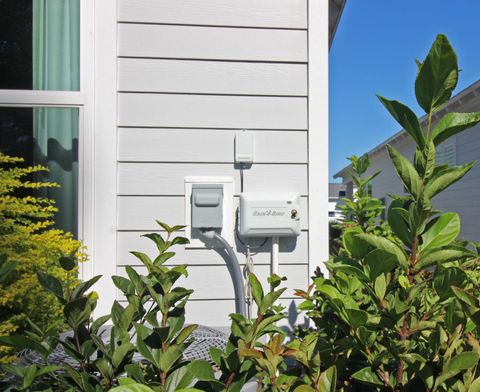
[
  {"xmin": 328, "ymin": 183, "xmax": 346, "ymax": 221},
  {"xmin": 335, "ymin": 80, "xmax": 480, "ymax": 243},
  {"xmin": 0, "ymin": 0, "xmax": 345, "ymax": 326}
]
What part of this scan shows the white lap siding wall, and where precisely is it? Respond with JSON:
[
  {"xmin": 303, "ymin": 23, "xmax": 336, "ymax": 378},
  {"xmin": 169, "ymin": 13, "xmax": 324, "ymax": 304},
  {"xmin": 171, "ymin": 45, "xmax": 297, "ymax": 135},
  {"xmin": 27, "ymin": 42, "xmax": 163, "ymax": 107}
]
[{"xmin": 115, "ymin": 0, "xmax": 328, "ymax": 325}]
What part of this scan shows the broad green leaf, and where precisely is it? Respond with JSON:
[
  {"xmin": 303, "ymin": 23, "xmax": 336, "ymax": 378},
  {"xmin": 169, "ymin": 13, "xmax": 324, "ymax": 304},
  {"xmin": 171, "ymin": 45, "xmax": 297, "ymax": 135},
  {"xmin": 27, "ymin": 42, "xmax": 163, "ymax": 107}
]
[
  {"xmin": 0, "ymin": 335, "xmax": 49, "ymax": 357},
  {"xmin": 420, "ymin": 212, "xmax": 460, "ymax": 251},
  {"xmin": 452, "ymin": 286, "xmax": 479, "ymax": 308},
  {"xmin": 357, "ymin": 327, "xmax": 377, "ymax": 347},
  {"xmin": 133, "ymin": 323, "xmax": 158, "ymax": 367},
  {"xmin": 187, "ymin": 360, "xmax": 215, "ymax": 381},
  {"xmin": 248, "ymin": 273, "xmax": 264, "ymax": 308},
  {"xmin": 377, "ymin": 95, "xmax": 425, "ymax": 148},
  {"xmin": 23, "ymin": 364, "xmax": 37, "ymax": 389},
  {"xmin": 259, "ymin": 288, "xmax": 286, "ymax": 314},
  {"xmin": 294, "ymin": 386, "xmax": 316, "ymax": 392},
  {"xmin": 112, "ymin": 342, "xmax": 135, "ymax": 368},
  {"xmin": 342, "ymin": 226, "xmax": 369, "ymax": 259},
  {"xmin": 112, "ymin": 275, "xmax": 135, "ymax": 296},
  {"xmin": 415, "ymin": 34, "xmax": 458, "ymax": 113},
  {"xmin": 388, "ymin": 200, "xmax": 412, "ymax": 247},
  {"xmin": 425, "ymin": 161, "xmax": 475, "ymax": 199},
  {"xmin": 374, "ymin": 274, "xmax": 387, "ymax": 299},
  {"xmin": 468, "ymin": 377, "xmax": 480, "ymax": 392},
  {"xmin": 387, "ymin": 144, "xmax": 422, "ymax": 197},
  {"xmin": 431, "ymin": 112, "xmax": 480, "ymax": 146},
  {"xmin": 36, "ymin": 272, "xmax": 63, "ymax": 300},
  {"xmin": 416, "ymin": 246, "xmax": 475, "ymax": 270},
  {"xmin": 159, "ymin": 345, "xmax": 184, "ymax": 373},
  {"xmin": 64, "ymin": 297, "xmax": 92, "ymax": 329},
  {"xmin": 71, "ymin": 275, "xmax": 102, "ymax": 300},
  {"xmin": 344, "ymin": 308, "xmax": 368, "ymax": 329},
  {"xmin": 434, "ymin": 352, "xmax": 479, "ymax": 389},
  {"xmin": 433, "ymin": 267, "xmax": 467, "ymax": 300},
  {"xmin": 59, "ymin": 256, "xmax": 76, "ymax": 271},
  {"xmin": 415, "ymin": 141, "xmax": 436, "ymax": 179},
  {"xmin": 142, "ymin": 232, "xmax": 166, "ymax": 252},
  {"xmin": 351, "ymin": 367, "xmax": 384, "ymax": 386},
  {"xmin": 165, "ymin": 365, "xmax": 192, "ymax": 391},
  {"xmin": 110, "ymin": 384, "xmax": 155, "ymax": 392},
  {"xmin": 365, "ymin": 249, "xmax": 398, "ymax": 280},
  {"xmin": 317, "ymin": 365, "xmax": 337, "ymax": 392},
  {"xmin": 34, "ymin": 364, "xmax": 62, "ymax": 377},
  {"xmin": 174, "ymin": 324, "xmax": 197, "ymax": 344},
  {"xmin": 356, "ymin": 233, "xmax": 408, "ymax": 269},
  {"xmin": 130, "ymin": 251, "xmax": 153, "ymax": 268},
  {"xmin": 1, "ymin": 364, "xmax": 26, "ymax": 378},
  {"xmin": 329, "ymin": 257, "xmax": 369, "ymax": 282}
]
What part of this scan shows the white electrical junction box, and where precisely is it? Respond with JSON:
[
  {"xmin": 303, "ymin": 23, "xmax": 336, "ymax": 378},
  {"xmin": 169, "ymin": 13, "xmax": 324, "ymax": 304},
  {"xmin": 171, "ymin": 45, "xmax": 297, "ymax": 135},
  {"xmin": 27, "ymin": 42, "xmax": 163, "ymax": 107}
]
[{"xmin": 238, "ymin": 193, "xmax": 301, "ymax": 237}]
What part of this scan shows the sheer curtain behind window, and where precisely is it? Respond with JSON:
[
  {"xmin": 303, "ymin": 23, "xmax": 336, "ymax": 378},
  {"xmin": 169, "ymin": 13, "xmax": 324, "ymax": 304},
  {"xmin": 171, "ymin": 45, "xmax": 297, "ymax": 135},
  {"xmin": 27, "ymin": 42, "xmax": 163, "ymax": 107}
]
[{"xmin": 33, "ymin": 0, "xmax": 80, "ymax": 234}]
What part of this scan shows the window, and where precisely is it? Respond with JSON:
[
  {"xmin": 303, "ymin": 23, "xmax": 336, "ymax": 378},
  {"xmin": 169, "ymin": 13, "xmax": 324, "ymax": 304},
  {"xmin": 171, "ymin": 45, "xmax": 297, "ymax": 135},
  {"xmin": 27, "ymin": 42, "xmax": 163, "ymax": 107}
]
[
  {"xmin": 436, "ymin": 141, "xmax": 456, "ymax": 166},
  {"xmin": 0, "ymin": 0, "xmax": 86, "ymax": 236},
  {"xmin": 0, "ymin": 107, "xmax": 79, "ymax": 232},
  {"xmin": 328, "ymin": 211, "xmax": 335, "ymax": 217},
  {"xmin": 339, "ymin": 190, "xmax": 346, "ymax": 197},
  {"xmin": 0, "ymin": 0, "xmax": 80, "ymax": 91}
]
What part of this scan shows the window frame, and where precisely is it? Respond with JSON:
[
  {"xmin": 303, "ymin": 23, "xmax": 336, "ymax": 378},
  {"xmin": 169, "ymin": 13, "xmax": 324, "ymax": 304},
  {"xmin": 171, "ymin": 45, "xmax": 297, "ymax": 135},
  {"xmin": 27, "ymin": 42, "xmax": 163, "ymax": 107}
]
[{"xmin": 0, "ymin": 0, "xmax": 94, "ymax": 280}]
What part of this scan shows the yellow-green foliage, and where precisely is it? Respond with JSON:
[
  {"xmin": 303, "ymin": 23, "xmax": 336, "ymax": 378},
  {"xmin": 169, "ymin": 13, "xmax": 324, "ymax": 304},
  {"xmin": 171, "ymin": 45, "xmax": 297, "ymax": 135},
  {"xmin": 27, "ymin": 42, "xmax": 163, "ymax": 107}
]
[{"xmin": 0, "ymin": 153, "xmax": 85, "ymax": 363}]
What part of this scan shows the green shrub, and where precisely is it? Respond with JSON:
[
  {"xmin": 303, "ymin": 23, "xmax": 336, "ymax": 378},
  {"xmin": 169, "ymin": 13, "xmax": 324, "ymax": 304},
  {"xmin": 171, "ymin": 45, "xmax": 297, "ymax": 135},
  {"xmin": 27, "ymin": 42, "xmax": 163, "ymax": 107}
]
[
  {"xmin": 0, "ymin": 153, "xmax": 83, "ymax": 363},
  {"xmin": 301, "ymin": 34, "xmax": 480, "ymax": 391}
]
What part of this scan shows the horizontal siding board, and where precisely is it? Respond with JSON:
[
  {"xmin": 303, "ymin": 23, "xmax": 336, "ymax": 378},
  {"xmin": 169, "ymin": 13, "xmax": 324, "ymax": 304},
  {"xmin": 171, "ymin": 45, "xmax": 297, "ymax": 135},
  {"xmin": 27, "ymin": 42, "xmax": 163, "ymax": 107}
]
[
  {"xmin": 118, "ymin": 129, "xmax": 307, "ymax": 163},
  {"xmin": 118, "ymin": 59, "xmax": 307, "ymax": 96},
  {"xmin": 117, "ymin": 264, "xmax": 308, "ymax": 299},
  {"xmin": 118, "ymin": 24, "xmax": 307, "ymax": 62},
  {"xmin": 118, "ymin": 0, "xmax": 307, "ymax": 29},
  {"xmin": 117, "ymin": 231, "xmax": 308, "ymax": 266},
  {"xmin": 117, "ymin": 196, "xmax": 308, "ymax": 230},
  {"xmin": 118, "ymin": 93, "xmax": 307, "ymax": 129},
  {"xmin": 118, "ymin": 163, "xmax": 307, "ymax": 195}
]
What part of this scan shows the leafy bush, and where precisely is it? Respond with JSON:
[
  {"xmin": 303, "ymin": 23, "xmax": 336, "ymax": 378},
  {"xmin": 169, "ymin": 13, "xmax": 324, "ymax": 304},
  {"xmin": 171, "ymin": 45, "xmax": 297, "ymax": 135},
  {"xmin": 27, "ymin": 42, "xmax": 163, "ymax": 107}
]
[
  {"xmin": 301, "ymin": 34, "xmax": 480, "ymax": 391},
  {"xmin": 338, "ymin": 154, "xmax": 384, "ymax": 230},
  {"xmin": 331, "ymin": 153, "xmax": 388, "ymax": 257},
  {"xmin": 0, "ymin": 154, "xmax": 83, "ymax": 363},
  {"xmin": 0, "ymin": 222, "xmax": 336, "ymax": 391}
]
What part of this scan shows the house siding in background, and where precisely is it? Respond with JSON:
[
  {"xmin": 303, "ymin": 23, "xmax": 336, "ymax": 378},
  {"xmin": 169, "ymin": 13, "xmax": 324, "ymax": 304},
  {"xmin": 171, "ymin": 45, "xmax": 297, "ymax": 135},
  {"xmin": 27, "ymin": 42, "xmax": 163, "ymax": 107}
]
[
  {"xmin": 335, "ymin": 81, "xmax": 480, "ymax": 243},
  {"xmin": 104, "ymin": 0, "xmax": 332, "ymax": 325}
]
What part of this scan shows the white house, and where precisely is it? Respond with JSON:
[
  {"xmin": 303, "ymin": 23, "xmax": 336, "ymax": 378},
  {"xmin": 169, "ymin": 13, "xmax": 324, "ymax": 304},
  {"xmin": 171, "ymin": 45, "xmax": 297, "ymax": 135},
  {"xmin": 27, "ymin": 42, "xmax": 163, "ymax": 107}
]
[
  {"xmin": 335, "ymin": 80, "xmax": 480, "ymax": 243},
  {"xmin": 328, "ymin": 183, "xmax": 346, "ymax": 221},
  {"xmin": 0, "ymin": 0, "xmax": 345, "ymax": 326}
]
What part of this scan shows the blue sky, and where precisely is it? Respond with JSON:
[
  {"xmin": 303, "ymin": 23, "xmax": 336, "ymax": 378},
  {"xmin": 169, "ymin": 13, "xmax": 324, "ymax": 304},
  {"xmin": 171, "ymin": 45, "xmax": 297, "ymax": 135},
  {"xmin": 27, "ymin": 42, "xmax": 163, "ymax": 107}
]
[{"xmin": 329, "ymin": 0, "xmax": 480, "ymax": 180}]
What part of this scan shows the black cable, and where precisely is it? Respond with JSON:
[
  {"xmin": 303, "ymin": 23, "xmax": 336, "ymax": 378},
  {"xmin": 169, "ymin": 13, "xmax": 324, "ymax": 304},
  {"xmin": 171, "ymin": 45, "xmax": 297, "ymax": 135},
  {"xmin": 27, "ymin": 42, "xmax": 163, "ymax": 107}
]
[
  {"xmin": 234, "ymin": 208, "xmax": 268, "ymax": 250},
  {"xmin": 240, "ymin": 162, "xmax": 244, "ymax": 193},
  {"xmin": 235, "ymin": 231, "xmax": 269, "ymax": 250}
]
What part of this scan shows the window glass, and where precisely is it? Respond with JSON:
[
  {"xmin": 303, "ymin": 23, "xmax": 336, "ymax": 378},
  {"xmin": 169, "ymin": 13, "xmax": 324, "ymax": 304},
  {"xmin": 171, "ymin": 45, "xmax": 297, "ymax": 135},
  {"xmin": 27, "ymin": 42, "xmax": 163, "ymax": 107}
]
[
  {"xmin": 0, "ymin": 107, "xmax": 79, "ymax": 234},
  {"xmin": 0, "ymin": 0, "xmax": 80, "ymax": 91}
]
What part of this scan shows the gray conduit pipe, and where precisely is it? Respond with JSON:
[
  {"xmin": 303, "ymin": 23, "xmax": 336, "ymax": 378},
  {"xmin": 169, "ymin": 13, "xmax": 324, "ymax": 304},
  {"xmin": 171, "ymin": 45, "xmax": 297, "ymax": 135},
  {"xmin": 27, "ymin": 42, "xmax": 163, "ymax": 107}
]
[{"xmin": 201, "ymin": 230, "xmax": 247, "ymax": 318}]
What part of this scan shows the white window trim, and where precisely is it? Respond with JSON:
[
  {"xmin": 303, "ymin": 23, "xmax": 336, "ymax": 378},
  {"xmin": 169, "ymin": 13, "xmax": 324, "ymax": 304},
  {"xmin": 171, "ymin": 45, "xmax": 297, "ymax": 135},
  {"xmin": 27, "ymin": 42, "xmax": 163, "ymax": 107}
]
[
  {"xmin": 308, "ymin": 0, "xmax": 329, "ymax": 276},
  {"xmin": 90, "ymin": 0, "xmax": 118, "ymax": 315}
]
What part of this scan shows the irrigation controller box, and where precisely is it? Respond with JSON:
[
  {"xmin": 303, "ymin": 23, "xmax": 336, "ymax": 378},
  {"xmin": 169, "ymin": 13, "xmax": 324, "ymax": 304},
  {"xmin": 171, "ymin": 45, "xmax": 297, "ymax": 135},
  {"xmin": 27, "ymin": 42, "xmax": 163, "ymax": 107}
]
[{"xmin": 238, "ymin": 193, "xmax": 301, "ymax": 238}]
